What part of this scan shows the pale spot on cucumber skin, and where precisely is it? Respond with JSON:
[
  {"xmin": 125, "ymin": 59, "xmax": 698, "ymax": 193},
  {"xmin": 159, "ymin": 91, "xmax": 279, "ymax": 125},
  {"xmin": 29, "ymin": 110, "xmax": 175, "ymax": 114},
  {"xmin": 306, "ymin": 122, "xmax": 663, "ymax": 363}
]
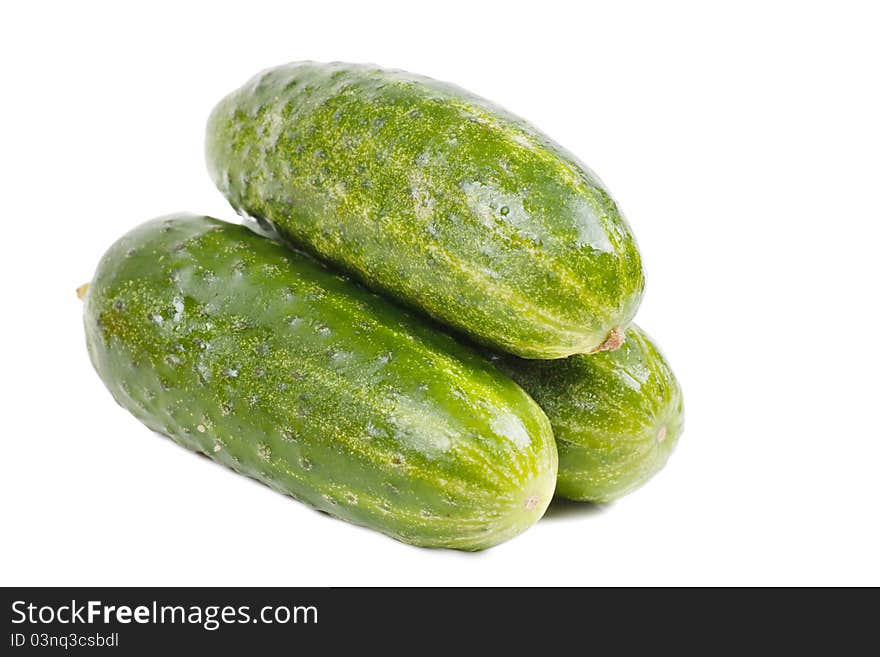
[
  {"xmin": 196, "ymin": 424, "xmax": 206, "ymax": 433},
  {"xmin": 257, "ymin": 444, "xmax": 272, "ymax": 461},
  {"xmin": 489, "ymin": 412, "xmax": 531, "ymax": 448},
  {"xmin": 328, "ymin": 349, "xmax": 351, "ymax": 368},
  {"xmin": 569, "ymin": 197, "xmax": 614, "ymax": 253},
  {"xmin": 510, "ymin": 132, "xmax": 534, "ymax": 149}
]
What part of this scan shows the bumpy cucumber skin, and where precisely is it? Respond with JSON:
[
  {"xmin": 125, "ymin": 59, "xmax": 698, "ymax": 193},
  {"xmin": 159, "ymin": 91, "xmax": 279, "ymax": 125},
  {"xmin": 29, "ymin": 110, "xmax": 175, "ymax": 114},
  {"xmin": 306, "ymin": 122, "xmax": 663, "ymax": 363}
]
[
  {"xmin": 491, "ymin": 326, "xmax": 682, "ymax": 503},
  {"xmin": 205, "ymin": 62, "xmax": 644, "ymax": 359},
  {"xmin": 83, "ymin": 214, "xmax": 557, "ymax": 550}
]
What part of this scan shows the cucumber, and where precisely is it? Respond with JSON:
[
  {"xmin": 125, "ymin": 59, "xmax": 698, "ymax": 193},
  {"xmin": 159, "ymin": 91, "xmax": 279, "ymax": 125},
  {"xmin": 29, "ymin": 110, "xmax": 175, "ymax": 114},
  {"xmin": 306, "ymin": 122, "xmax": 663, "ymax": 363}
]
[
  {"xmin": 83, "ymin": 214, "xmax": 557, "ymax": 550},
  {"xmin": 490, "ymin": 325, "xmax": 682, "ymax": 503},
  {"xmin": 205, "ymin": 62, "xmax": 644, "ymax": 359}
]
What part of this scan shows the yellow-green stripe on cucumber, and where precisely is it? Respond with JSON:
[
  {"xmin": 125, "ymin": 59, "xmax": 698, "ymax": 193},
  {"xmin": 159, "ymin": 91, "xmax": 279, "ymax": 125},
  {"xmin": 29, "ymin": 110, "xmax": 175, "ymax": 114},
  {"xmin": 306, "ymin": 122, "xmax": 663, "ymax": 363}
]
[
  {"xmin": 206, "ymin": 62, "xmax": 644, "ymax": 359},
  {"xmin": 83, "ymin": 214, "xmax": 557, "ymax": 549}
]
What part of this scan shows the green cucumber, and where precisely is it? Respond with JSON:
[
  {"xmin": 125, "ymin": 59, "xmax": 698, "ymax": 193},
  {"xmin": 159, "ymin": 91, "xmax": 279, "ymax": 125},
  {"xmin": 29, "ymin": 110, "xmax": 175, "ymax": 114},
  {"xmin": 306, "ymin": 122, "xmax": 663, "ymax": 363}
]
[
  {"xmin": 83, "ymin": 214, "xmax": 557, "ymax": 550},
  {"xmin": 205, "ymin": 62, "xmax": 644, "ymax": 359},
  {"xmin": 491, "ymin": 325, "xmax": 682, "ymax": 503}
]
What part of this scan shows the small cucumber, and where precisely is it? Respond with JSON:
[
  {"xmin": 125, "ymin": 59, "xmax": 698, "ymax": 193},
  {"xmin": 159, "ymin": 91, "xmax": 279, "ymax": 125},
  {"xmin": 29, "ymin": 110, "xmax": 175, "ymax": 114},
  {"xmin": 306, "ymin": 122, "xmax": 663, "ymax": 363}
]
[
  {"xmin": 83, "ymin": 214, "xmax": 557, "ymax": 549},
  {"xmin": 491, "ymin": 325, "xmax": 682, "ymax": 502},
  {"xmin": 206, "ymin": 62, "xmax": 644, "ymax": 358}
]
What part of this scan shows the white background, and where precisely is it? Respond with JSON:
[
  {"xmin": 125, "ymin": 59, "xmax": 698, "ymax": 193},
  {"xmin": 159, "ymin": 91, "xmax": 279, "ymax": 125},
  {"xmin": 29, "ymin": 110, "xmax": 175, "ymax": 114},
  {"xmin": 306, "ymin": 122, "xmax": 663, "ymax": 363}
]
[{"xmin": 2, "ymin": 1, "xmax": 878, "ymax": 586}]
